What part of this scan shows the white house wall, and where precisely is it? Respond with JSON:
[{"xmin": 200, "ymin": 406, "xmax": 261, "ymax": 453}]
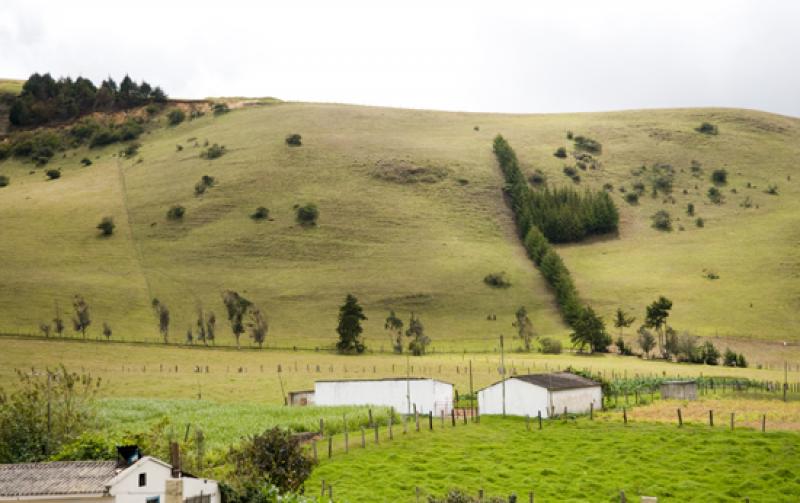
[
  {"xmin": 550, "ymin": 386, "xmax": 602, "ymax": 415},
  {"xmin": 478, "ymin": 379, "xmax": 550, "ymax": 418},
  {"xmin": 182, "ymin": 478, "xmax": 221, "ymax": 503},
  {"xmin": 109, "ymin": 458, "xmax": 220, "ymax": 503},
  {"xmin": 314, "ymin": 379, "xmax": 453, "ymax": 415}
]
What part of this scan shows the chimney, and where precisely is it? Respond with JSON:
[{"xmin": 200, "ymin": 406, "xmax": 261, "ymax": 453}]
[
  {"xmin": 169, "ymin": 442, "xmax": 181, "ymax": 478},
  {"xmin": 116, "ymin": 445, "xmax": 141, "ymax": 467}
]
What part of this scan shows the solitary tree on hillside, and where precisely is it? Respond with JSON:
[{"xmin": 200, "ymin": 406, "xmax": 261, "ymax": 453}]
[
  {"xmin": 405, "ymin": 313, "xmax": 431, "ymax": 356},
  {"xmin": 645, "ymin": 296, "xmax": 673, "ymax": 356},
  {"xmin": 151, "ymin": 299, "xmax": 170, "ymax": 344},
  {"xmin": 206, "ymin": 311, "xmax": 216, "ymax": 345},
  {"xmin": 39, "ymin": 323, "xmax": 51, "ymax": 338},
  {"xmin": 512, "ymin": 306, "xmax": 535, "ymax": 352},
  {"xmin": 71, "ymin": 295, "xmax": 91, "ymax": 339},
  {"xmin": 185, "ymin": 327, "xmax": 193, "ymax": 345},
  {"xmin": 637, "ymin": 326, "xmax": 656, "ymax": 358},
  {"xmin": 613, "ymin": 308, "xmax": 636, "ymax": 339},
  {"xmin": 336, "ymin": 294, "xmax": 367, "ymax": 354},
  {"xmin": 570, "ymin": 307, "xmax": 610, "ymax": 353},
  {"xmin": 195, "ymin": 306, "xmax": 206, "ymax": 345},
  {"xmin": 102, "ymin": 322, "xmax": 112, "ymax": 341},
  {"xmin": 222, "ymin": 290, "xmax": 252, "ymax": 349},
  {"xmin": 384, "ymin": 310, "xmax": 404, "ymax": 354},
  {"xmin": 53, "ymin": 302, "xmax": 65, "ymax": 338},
  {"xmin": 248, "ymin": 307, "xmax": 269, "ymax": 349}
]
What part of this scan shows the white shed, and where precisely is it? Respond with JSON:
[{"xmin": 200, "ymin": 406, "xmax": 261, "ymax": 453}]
[
  {"xmin": 478, "ymin": 372, "xmax": 602, "ymax": 418},
  {"xmin": 314, "ymin": 378, "xmax": 453, "ymax": 415},
  {"xmin": 0, "ymin": 456, "xmax": 220, "ymax": 503}
]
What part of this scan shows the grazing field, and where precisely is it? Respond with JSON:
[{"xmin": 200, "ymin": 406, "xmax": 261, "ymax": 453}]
[
  {"xmin": 1, "ymin": 338, "xmax": 797, "ymax": 404},
  {"xmin": 622, "ymin": 396, "xmax": 800, "ymax": 431},
  {"xmin": 96, "ymin": 398, "xmax": 394, "ymax": 450},
  {"xmin": 0, "ymin": 79, "xmax": 23, "ymax": 95},
  {"xmin": 306, "ymin": 416, "xmax": 800, "ymax": 502},
  {"xmin": 0, "ymin": 103, "xmax": 798, "ymax": 350}
]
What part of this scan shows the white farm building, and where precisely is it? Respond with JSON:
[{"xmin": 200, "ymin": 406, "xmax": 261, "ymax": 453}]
[
  {"xmin": 314, "ymin": 378, "xmax": 453, "ymax": 415},
  {"xmin": 0, "ymin": 454, "xmax": 220, "ymax": 503},
  {"xmin": 478, "ymin": 372, "xmax": 602, "ymax": 418}
]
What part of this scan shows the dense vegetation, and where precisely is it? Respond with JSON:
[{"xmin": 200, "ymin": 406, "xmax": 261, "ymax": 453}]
[
  {"xmin": 495, "ymin": 136, "xmax": 618, "ymax": 243},
  {"xmin": 8, "ymin": 73, "xmax": 166, "ymax": 127}
]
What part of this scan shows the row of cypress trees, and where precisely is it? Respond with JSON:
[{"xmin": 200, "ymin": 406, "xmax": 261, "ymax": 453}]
[
  {"xmin": 497, "ymin": 137, "xmax": 618, "ymax": 243},
  {"xmin": 493, "ymin": 135, "xmax": 587, "ymax": 326}
]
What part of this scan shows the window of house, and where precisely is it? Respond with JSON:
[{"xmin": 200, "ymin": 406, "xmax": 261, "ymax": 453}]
[
  {"xmin": 146, "ymin": 497, "xmax": 160, "ymax": 503},
  {"xmin": 138, "ymin": 472, "xmax": 147, "ymax": 487}
]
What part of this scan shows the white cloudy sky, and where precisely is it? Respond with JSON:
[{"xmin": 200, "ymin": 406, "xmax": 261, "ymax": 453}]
[{"xmin": 1, "ymin": 0, "xmax": 799, "ymax": 116}]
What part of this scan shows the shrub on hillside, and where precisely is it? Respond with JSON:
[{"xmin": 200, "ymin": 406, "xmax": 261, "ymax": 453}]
[
  {"xmin": 539, "ymin": 337, "xmax": 562, "ymax": 354},
  {"xmin": 0, "ymin": 175, "xmax": 9, "ymax": 187},
  {"xmin": 200, "ymin": 143, "xmax": 226, "ymax": 159},
  {"xmin": 553, "ymin": 147, "xmax": 567, "ymax": 158},
  {"xmin": 194, "ymin": 175, "xmax": 216, "ymax": 196},
  {"xmin": 167, "ymin": 108, "xmax": 186, "ymax": 126},
  {"xmin": 45, "ymin": 169, "xmax": 61, "ymax": 180},
  {"xmin": 167, "ymin": 205, "xmax": 185, "ymax": 220},
  {"xmin": 650, "ymin": 163, "xmax": 674, "ymax": 194},
  {"xmin": 250, "ymin": 206, "xmax": 270, "ymax": 220},
  {"xmin": 80, "ymin": 157, "xmax": 92, "ymax": 166},
  {"xmin": 228, "ymin": 427, "xmax": 315, "ymax": 494},
  {"xmin": 120, "ymin": 142, "xmax": 140, "ymax": 158},
  {"xmin": 707, "ymin": 186, "xmax": 724, "ymax": 204},
  {"xmin": 624, "ymin": 192, "xmax": 639, "ymax": 205},
  {"xmin": 695, "ymin": 217, "xmax": 704, "ymax": 228},
  {"xmin": 573, "ymin": 135, "xmax": 602, "ymax": 154},
  {"xmin": 213, "ymin": 103, "xmax": 230, "ymax": 116},
  {"xmin": 563, "ymin": 166, "xmax": 578, "ymax": 178},
  {"xmin": 529, "ymin": 170, "xmax": 546, "ymax": 186},
  {"xmin": 651, "ymin": 210, "xmax": 672, "ymax": 231},
  {"xmin": 295, "ymin": 203, "xmax": 318, "ymax": 226},
  {"xmin": 765, "ymin": 184, "xmax": 779, "ymax": 195},
  {"xmin": 483, "ymin": 272, "xmax": 511, "ymax": 289},
  {"xmin": 687, "ymin": 202, "xmax": 694, "ymax": 216},
  {"xmin": 96, "ymin": 217, "xmax": 115, "ymax": 236},
  {"xmin": 285, "ymin": 134, "xmax": 302, "ymax": 146},
  {"xmin": 711, "ymin": 169, "xmax": 728, "ymax": 185},
  {"xmin": 696, "ymin": 122, "xmax": 718, "ymax": 135}
]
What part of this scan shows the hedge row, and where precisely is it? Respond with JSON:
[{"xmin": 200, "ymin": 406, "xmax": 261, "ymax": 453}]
[{"xmin": 493, "ymin": 135, "xmax": 583, "ymax": 325}]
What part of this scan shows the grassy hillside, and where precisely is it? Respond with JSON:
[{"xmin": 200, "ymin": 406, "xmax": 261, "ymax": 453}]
[
  {"xmin": 0, "ymin": 104, "xmax": 798, "ymax": 349},
  {"xmin": 0, "ymin": 79, "xmax": 23, "ymax": 96}
]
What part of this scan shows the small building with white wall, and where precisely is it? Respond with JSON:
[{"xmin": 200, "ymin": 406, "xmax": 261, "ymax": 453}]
[
  {"xmin": 0, "ymin": 455, "xmax": 220, "ymax": 503},
  {"xmin": 478, "ymin": 372, "xmax": 602, "ymax": 418},
  {"xmin": 314, "ymin": 378, "xmax": 453, "ymax": 415}
]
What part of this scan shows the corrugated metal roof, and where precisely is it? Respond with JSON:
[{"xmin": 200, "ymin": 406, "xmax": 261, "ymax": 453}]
[
  {"xmin": 514, "ymin": 372, "xmax": 600, "ymax": 390},
  {"xmin": 0, "ymin": 460, "xmax": 119, "ymax": 496}
]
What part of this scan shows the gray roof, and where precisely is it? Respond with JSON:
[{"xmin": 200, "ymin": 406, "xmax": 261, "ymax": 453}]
[
  {"xmin": 316, "ymin": 377, "xmax": 453, "ymax": 385},
  {"xmin": 513, "ymin": 372, "xmax": 600, "ymax": 390},
  {"xmin": 0, "ymin": 460, "xmax": 119, "ymax": 496}
]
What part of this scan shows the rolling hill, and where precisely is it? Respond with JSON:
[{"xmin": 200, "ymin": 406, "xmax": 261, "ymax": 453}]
[{"xmin": 0, "ymin": 103, "xmax": 797, "ymax": 350}]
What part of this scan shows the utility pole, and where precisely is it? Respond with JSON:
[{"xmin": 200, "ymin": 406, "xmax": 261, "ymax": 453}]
[
  {"xmin": 406, "ymin": 353, "xmax": 411, "ymax": 415},
  {"xmin": 46, "ymin": 371, "xmax": 52, "ymax": 456},
  {"xmin": 469, "ymin": 359, "xmax": 474, "ymax": 418},
  {"xmin": 784, "ymin": 361, "xmax": 789, "ymax": 403},
  {"xmin": 500, "ymin": 335, "xmax": 506, "ymax": 417}
]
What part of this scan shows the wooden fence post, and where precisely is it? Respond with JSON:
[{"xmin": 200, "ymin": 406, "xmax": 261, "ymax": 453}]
[
  {"xmin": 441, "ymin": 410, "xmax": 445, "ymax": 428},
  {"xmin": 709, "ymin": 410, "xmax": 714, "ymax": 427},
  {"xmin": 360, "ymin": 426, "xmax": 366, "ymax": 448},
  {"xmin": 321, "ymin": 479, "xmax": 325, "ymax": 497},
  {"xmin": 590, "ymin": 402, "xmax": 593, "ymax": 420},
  {"xmin": 389, "ymin": 415, "xmax": 393, "ymax": 440},
  {"xmin": 344, "ymin": 427, "xmax": 349, "ymax": 453},
  {"xmin": 730, "ymin": 412, "xmax": 735, "ymax": 431},
  {"xmin": 677, "ymin": 408, "xmax": 683, "ymax": 427},
  {"xmin": 529, "ymin": 491, "xmax": 534, "ymax": 503},
  {"xmin": 463, "ymin": 409, "xmax": 467, "ymax": 425},
  {"xmin": 623, "ymin": 407, "xmax": 627, "ymax": 425},
  {"xmin": 526, "ymin": 414, "xmax": 530, "ymax": 431},
  {"xmin": 619, "ymin": 490, "xmax": 626, "ymax": 502},
  {"xmin": 374, "ymin": 423, "xmax": 379, "ymax": 444},
  {"xmin": 761, "ymin": 414, "xmax": 766, "ymax": 433},
  {"xmin": 451, "ymin": 409, "xmax": 456, "ymax": 426},
  {"xmin": 328, "ymin": 485, "xmax": 333, "ymax": 500},
  {"xmin": 319, "ymin": 418, "xmax": 324, "ymax": 437},
  {"xmin": 538, "ymin": 410, "xmax": 542, "ymax": 430},
  {"xmin": 429, "ymin": 411, "xmax": 433, "ymax": 430},
  {"xmin": 327, "ymin": 436, "xmax": 332, "ymax": 459},
  {"xmin": 368, "ymin": 408, "xmax": 373, "ymax": 427}
]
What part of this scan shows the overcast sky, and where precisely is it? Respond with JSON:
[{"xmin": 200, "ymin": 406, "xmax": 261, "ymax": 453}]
[{"xmin": 1, "ymin": 0, "xmax": 798, "ymax": 116}]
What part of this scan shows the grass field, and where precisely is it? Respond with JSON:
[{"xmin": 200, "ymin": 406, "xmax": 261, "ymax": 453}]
[
  {"xmin": 0, "ymin": 79, "xmax": 23, "ymax": 95},
  {"xmin": 305, "ymin": 415, "xmax": 800, "ymax": 502},
  {"xmin": 1, "ymin": 338, "xmax": 798, "ymax": 404},
  {"xmin": 96, "ymin": 398, "xmax": 393, "ymax": 450},
  {"xmin": 0, "ymin": 103, "xmax": 798, "ymax": 351}
]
